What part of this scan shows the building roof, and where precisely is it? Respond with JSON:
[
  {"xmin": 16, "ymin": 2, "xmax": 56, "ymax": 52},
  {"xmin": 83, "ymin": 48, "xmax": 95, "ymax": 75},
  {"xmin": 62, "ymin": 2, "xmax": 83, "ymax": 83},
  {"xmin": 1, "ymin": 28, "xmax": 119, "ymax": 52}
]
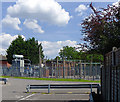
[{"xmin": 0, "ymin": 55, "xmax": 7, "ymax": 61}]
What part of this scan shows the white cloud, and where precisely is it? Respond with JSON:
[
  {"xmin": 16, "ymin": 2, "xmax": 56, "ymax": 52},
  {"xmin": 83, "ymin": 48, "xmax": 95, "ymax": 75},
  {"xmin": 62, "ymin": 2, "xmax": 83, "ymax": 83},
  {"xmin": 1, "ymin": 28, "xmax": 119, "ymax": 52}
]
[
  {"xmin": 75, "ymin": 4, "xmax": 88, "ymax": 16},
  {"xmin": 39, "ymin": 40, "xmax": 78, "ymax": 59},
  {"xmin": 0, "ymin": 33, "xmax": 25, "ymax": 55},
  {"xmin": 0, "ymin": 48, "xmax": 7, "ymax": 55},
  {"xmin": 2, "ymin": 15, "xmax": 21, "ymax": 30},
  {"xmin": 112, "ymin": 1, "xmax": 120, "ymax": 7},
  {"xmin": 7, "ymin": 0, "xmax": 71, "ymax": 26},
  {"xmin": 0, "ymin": 33, "xmax": 79, "ymax": 59},
  {"xmin": 23, "ymin": 19, "xmax": 44, "ymax": 34}
]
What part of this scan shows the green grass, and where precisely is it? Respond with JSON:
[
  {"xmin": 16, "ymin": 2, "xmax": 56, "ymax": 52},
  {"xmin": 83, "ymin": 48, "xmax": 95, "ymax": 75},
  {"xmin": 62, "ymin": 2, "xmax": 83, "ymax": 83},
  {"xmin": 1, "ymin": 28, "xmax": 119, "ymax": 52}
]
[
  {"xmin": 0, "ymin": 76, "xmax": 11, "ymax": 78},
  {"xmin": 1, "ymin": 76, "xmax": 100, "ymax": 83}
]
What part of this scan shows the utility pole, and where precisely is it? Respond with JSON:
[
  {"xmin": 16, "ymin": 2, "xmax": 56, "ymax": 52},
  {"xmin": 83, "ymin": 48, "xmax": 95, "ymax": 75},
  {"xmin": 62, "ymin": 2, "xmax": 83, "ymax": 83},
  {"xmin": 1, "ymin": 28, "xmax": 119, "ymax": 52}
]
[
  {"xmin": 80, "ymin": 60, "xmax": 82, "ymax": 79},
  {"xmin": 73, "ymin": 60, "xmax": 75, "ymax": 78},
  {"xmin": 39, "ymin": 44, "xmax": 42, "ymax": 78},
  {"xmin": 63, "ymin": 57, "xmax": 65, "ymax": 78},
  {"xmin": 51, "ymin": 60, "xmax": 53, "ymax": 78},
  {"xmin": 90, "ymin": 55, "xmax": 93, "ymax": 80},
  {"xmin": 56, "ymin": 57, "xmax": 59, "ymax": 78},
  {"xmin": 62, "ymin": 50, "xmax": 65, "ymax": 78}
]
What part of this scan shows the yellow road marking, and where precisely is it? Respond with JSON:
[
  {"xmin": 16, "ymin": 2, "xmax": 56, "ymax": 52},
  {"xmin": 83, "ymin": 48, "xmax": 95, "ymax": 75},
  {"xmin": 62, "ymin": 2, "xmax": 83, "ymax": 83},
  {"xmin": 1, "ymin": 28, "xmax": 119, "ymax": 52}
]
[
  {"xmin": 85, "ymin": 92, "xmax": 90, "ymax": 94},
  {"xmin": 67, "ymin": 92, "xmax": 72, "ymax": 94}
]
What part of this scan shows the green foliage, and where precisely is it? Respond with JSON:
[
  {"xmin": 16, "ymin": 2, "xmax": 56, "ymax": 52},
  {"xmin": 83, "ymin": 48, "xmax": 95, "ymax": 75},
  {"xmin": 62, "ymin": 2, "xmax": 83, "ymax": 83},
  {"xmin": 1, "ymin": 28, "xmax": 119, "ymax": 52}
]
[
  {"xmin": 6, "ymin": 35, "xmax": 25, "ymax": 64},
  {"xmin": 54, "ymin": 56, "xmax": 61, "ymax": 60},
  {"xmin": 59, "ymin": 46, "xmax": 78, "ymax": 60},
  {"xmin": 86, "ymin": 54, "xmax": 103, "ymax": 62},
  {"xmin": 59, "ymin": 46, "xmax": 103, "ymax": 62},
  {"xmin": 6, "ymin": 35, "xmax": 44, "ymax": 64},
  {"xmin": 25, "ymin": 38, "xmax": 44, "ymax": 64},
  {"xmin": 81, "ymin": 3, "xmax": 120, "ymax": 55}
]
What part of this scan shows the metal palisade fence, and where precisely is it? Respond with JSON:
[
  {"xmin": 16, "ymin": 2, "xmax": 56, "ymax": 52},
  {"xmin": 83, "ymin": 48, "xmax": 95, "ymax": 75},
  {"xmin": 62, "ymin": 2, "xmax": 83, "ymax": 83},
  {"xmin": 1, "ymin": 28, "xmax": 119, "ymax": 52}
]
[
  {"xmin": 46, "ymin": 60, "xmax": 101, "ymax": 80},
  {"xmin": 1, "ymin": 60, "xmax": 101, "ymax": 81},
  {"xmin": 101, "ymin": 47, "xmax": 120, "ymax": 102}
]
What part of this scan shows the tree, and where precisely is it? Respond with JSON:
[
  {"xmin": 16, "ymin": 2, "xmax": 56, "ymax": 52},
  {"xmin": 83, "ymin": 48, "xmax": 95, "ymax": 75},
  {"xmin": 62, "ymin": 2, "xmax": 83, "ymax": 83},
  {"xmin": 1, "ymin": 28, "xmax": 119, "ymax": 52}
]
[
  {"xmin": 26, "ymin": 38, "xmax": 44, "ymax": 65},
  {"xmin": 81, "ymin": 2, "xmax": 120, "ymax": 55},
  {"xmin": 59, "ymin": 46, "xmax": 78, "ymax": 60},
  {"xmin": 54, "ymin": 56, "xmax": 61, "ymax": 60},
  {"xmin": 86, "ymin": 53, "xmax": 103, "ymax": 62},
  {"xmin": 6, "ymin": 35, "xmax": 26, "ymax": 64},
  {"xmin": 6, "ymin": 36, "xmax": 44, "ymax": 65},
  {"xmin": 58, "ymin": 46, "xmax": 103, "ymax": 62}
]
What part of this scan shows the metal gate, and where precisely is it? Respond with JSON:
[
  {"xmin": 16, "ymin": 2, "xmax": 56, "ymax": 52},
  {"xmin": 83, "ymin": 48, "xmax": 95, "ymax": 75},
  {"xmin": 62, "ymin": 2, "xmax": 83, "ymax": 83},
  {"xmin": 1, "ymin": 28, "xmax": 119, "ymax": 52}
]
[{"xmin": 102, "ymin": 47, "xmax": 120, "ymax": 102}]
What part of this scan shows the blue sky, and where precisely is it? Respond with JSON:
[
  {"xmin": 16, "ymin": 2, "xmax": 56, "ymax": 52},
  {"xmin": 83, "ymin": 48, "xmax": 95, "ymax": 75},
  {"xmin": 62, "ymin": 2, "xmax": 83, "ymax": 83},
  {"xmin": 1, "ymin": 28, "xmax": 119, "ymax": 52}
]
[
  {"xmin": 2, "ymin": 2, "xmax": 112, "ymax": 41},
  {"xmin": 1, "ymin": 0, "xmax": 116, "ymax": 59}
]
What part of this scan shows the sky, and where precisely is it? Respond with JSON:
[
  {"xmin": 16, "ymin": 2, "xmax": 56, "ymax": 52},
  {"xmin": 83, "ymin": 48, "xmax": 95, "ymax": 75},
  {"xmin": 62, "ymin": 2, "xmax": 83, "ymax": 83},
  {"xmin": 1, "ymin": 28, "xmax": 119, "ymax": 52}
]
[{"xmin": 0, "ymin": 0, "xmax": 119, "ymax": 59}]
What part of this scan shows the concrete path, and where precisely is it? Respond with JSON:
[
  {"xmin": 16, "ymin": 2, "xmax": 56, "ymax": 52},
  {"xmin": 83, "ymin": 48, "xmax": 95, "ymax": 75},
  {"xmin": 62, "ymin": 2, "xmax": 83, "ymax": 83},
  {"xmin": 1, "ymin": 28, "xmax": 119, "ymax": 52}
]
[{"xmin": 1, "ymin": 78, "xmax": 98, "ymax": 101}]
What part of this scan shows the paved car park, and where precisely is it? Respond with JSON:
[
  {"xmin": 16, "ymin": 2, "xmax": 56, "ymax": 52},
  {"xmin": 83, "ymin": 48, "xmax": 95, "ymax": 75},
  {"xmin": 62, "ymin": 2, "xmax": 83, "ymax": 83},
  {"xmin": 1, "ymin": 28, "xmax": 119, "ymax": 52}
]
[{"xmin": 1, "ymin": 78, "xmax": 98, "ymax": 101}]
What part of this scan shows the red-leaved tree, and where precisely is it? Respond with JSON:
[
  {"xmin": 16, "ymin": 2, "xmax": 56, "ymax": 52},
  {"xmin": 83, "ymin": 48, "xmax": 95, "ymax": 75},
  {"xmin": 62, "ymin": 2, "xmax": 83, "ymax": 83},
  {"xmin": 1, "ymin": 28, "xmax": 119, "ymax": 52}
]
[{"xmin": 81, "ymin": 2, "xmax": 120, "ymax": 55}]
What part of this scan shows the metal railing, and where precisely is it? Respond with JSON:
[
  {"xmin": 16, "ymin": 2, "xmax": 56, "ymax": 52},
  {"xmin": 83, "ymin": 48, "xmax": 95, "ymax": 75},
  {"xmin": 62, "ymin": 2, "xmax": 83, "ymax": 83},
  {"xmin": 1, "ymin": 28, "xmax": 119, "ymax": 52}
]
[{"xmin": 26, "ymin": 84, "xmax": 101, "ymax": 94}]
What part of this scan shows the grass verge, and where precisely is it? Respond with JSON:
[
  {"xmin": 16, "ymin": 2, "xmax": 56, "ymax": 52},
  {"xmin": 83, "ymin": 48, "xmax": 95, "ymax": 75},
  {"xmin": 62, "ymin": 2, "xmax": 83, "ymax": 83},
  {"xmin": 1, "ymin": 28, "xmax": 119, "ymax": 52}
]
[
  {"xmin": 0, "ymin": 76, "xmax": 11, "ymax": 78},
  {"xmin": 1, "ymin": 76, "xmax": 100, "ymax": 83}
]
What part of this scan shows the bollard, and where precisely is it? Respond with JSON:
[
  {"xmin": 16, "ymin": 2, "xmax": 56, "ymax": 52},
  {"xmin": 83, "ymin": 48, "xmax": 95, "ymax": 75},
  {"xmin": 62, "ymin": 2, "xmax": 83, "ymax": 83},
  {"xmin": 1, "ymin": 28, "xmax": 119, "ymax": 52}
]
[{"xmin": 48, "ymin": 84, "xmax": 50, "ymax": 94}]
